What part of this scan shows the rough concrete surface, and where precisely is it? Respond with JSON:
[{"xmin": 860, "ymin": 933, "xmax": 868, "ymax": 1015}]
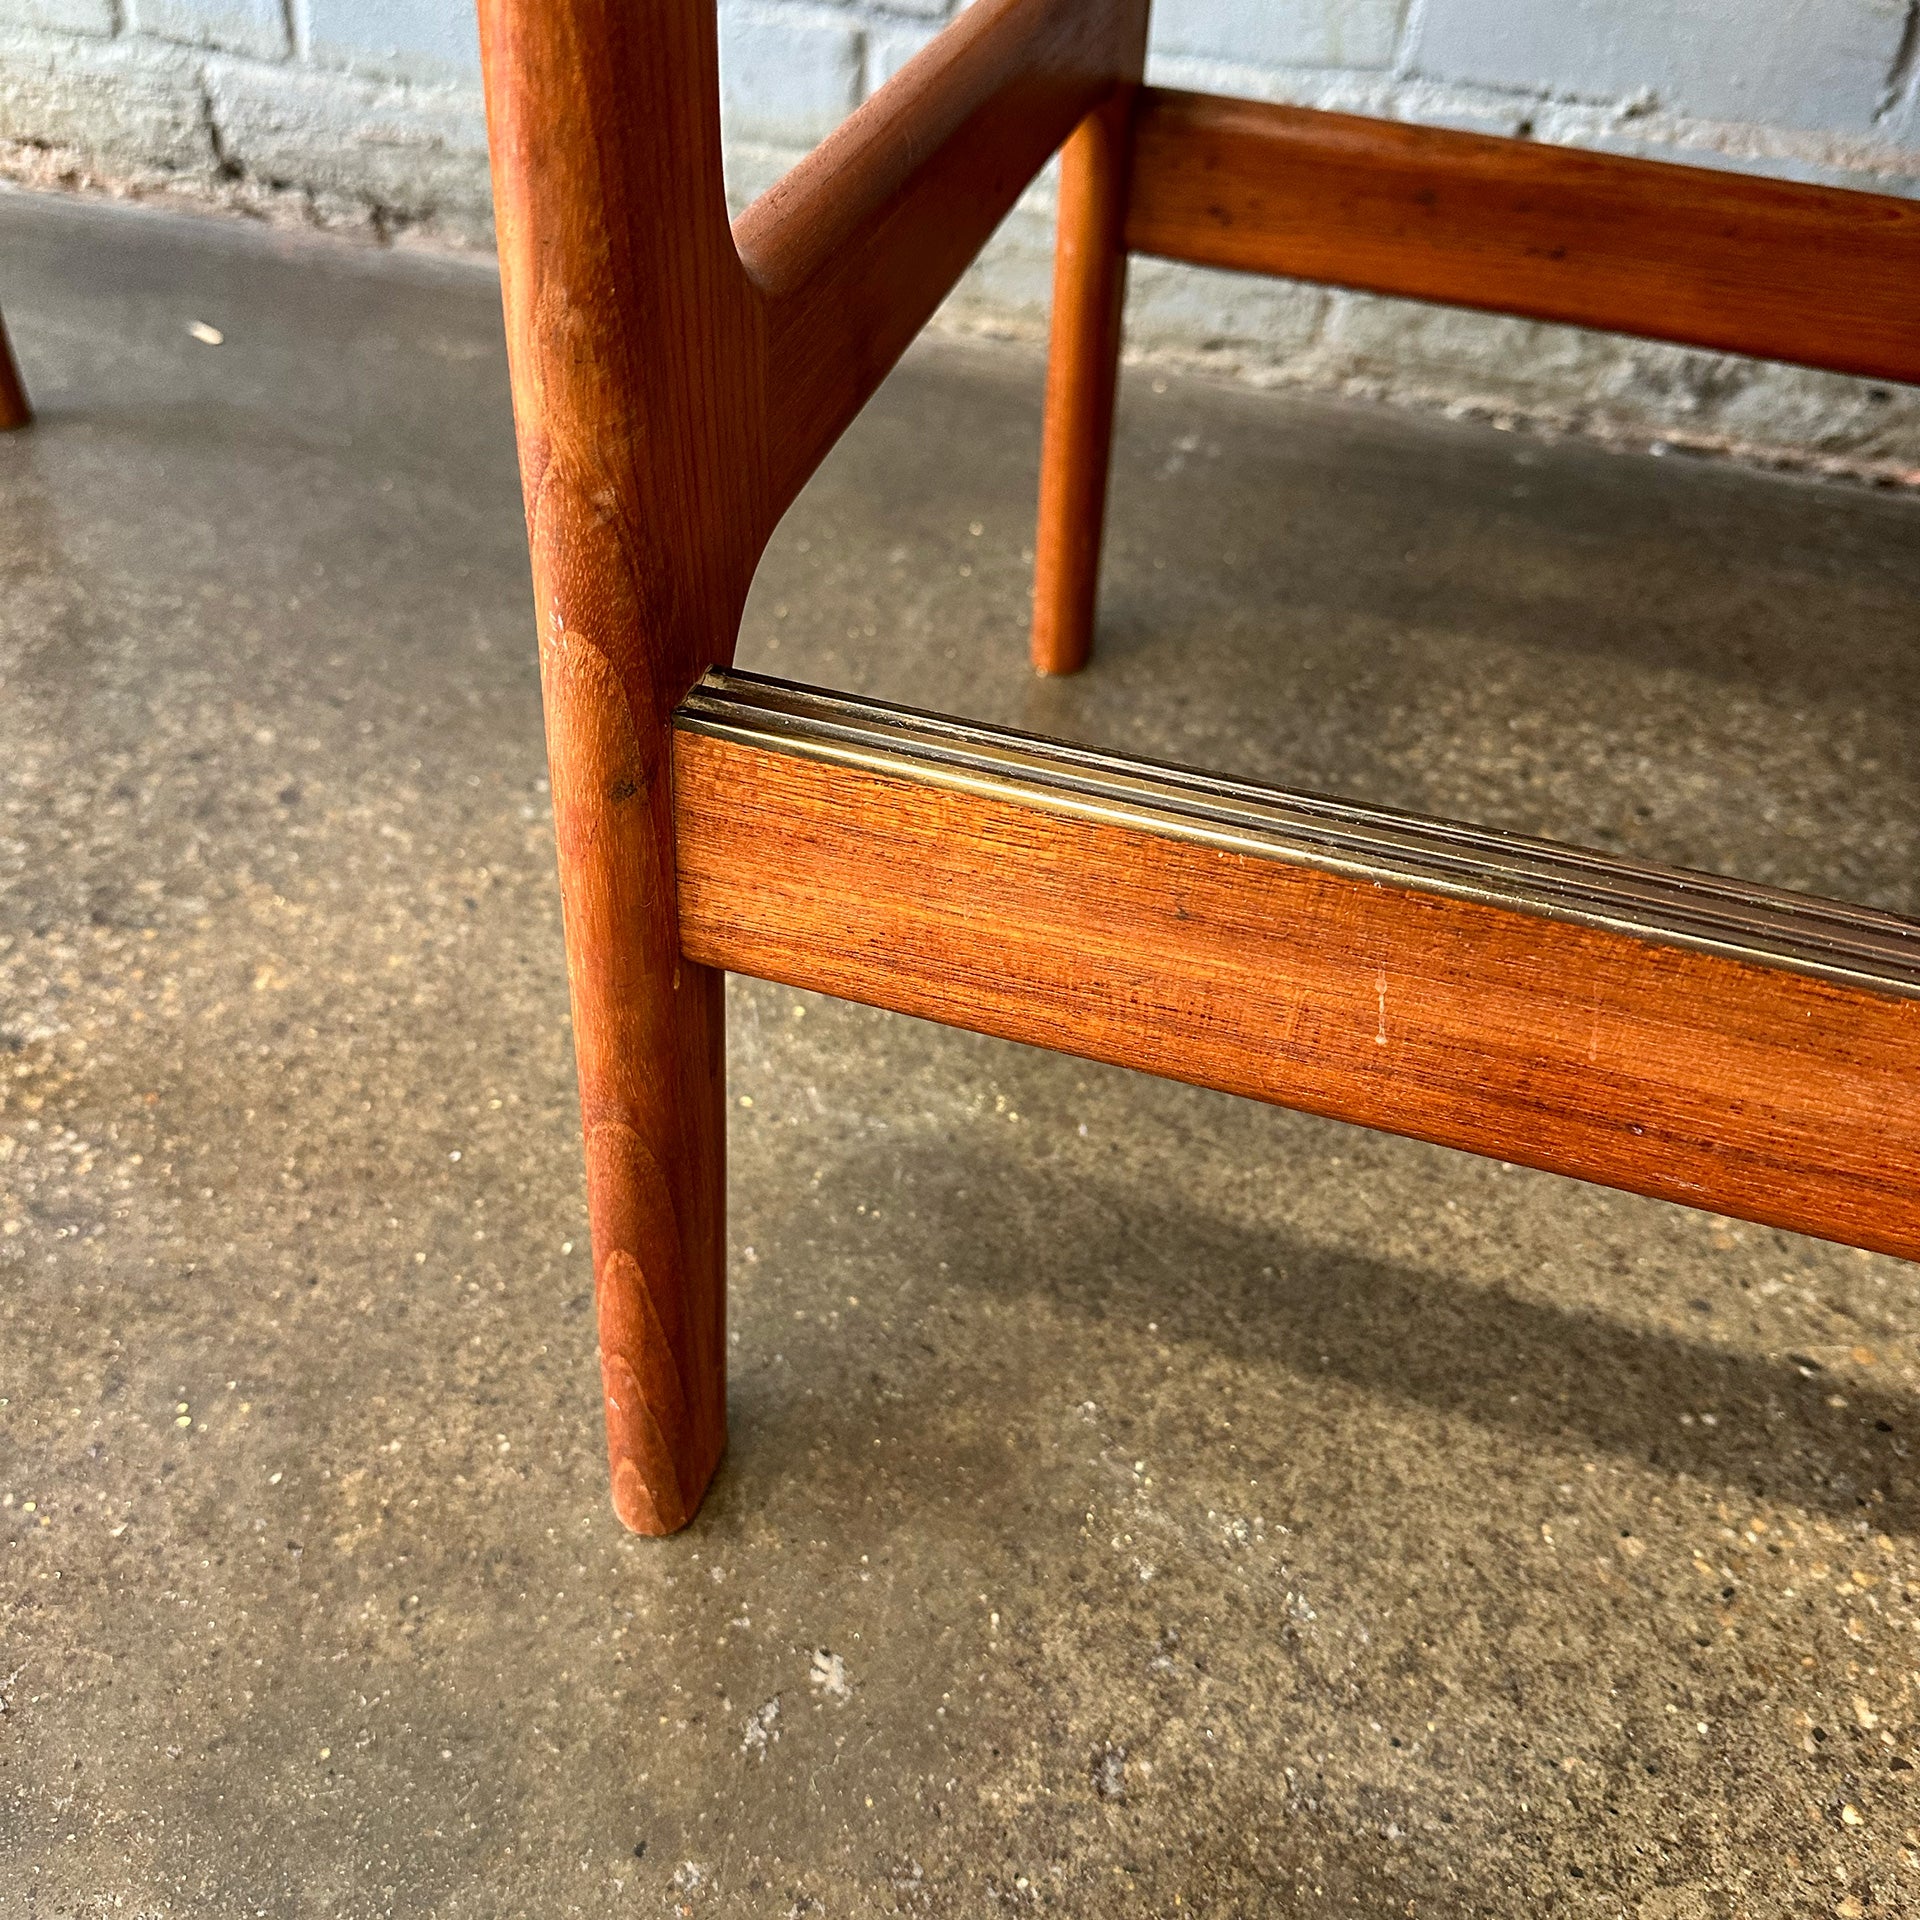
[{"xmin": 2, "ymin": 188, "xmax": 1919, "ymax": 1918}]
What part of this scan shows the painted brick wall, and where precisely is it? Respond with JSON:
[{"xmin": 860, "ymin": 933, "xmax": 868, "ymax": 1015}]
[{"xmin": 1, "ymin": 0, "xmax": 1917, "ymax": 472}]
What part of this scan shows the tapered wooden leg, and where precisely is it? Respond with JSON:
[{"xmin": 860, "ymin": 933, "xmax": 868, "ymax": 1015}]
[
  {"xmin": 1031, "ymin": 89, "xmax": 1136, "ymax": 676},
  {"xmin": 480, "ymin": 0, "xmax": 766, "ymax": 1534},
  {"xmin": 0, "ymin": 306, "xmax": 30, "ymax": 430},
  {"xmin": 543, "ymin": 633, "xmax": 728, "ymax": 1536}
]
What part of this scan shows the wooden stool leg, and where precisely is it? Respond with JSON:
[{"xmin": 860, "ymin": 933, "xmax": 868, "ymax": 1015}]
[
  {"xmin": 480, "ymin": 0, "xmax": 765, "ymax": 1533},
  {"xmin": 1030, "ymin": 89, "xmax": 1136, "ymax": 676},
  {"xmin": 0, "ymin": 306, "xmax": 30, "ymax": 430},
  {"xmin": 542, "ymin": 643, "xmax": 729, "ymax": 1535}
]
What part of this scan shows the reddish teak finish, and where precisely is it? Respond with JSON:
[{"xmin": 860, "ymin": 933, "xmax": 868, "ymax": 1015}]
[
  {"xmin": 475, "ymin": 0, "xmax": 1920, "ymax": 1534},
  {"xmin": 1125, "ymin": 87, "xmax": 1920, "ymax": 387},
  {"xmin": 0, "ymin": 306, "xmax": 29, "ymax": 431},
  {"xmin": 476, "ymin": 0, "xmax": 756, "ymax": 1534},
  {"xmin": 1030, "ymin": 85, "xmax": 1142, "ymax": 676},
  {"xmin": 674, "ymin": 732, "xmax": 1920, "ymax": 1265},
  {"xmin": 478, "ymin": 0, "xmax": 1145, "ymax": 1532},
  {"xmin": 738, "ymin": 0, "xmax": 1150, "ymax": 519}
]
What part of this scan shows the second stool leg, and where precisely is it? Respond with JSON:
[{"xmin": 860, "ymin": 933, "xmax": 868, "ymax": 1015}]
[{"xmin": 1031, "ymin": 89, "xmax": 1135, "ymax": 676}]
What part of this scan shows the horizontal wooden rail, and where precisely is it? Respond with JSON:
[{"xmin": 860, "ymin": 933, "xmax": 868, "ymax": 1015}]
[
  {"xmin": 674, "ymin": 671, "xmax": 1920, "ymax": 1261},
  {"xmin": 1125, "ymin": 88, "xmax": 1920, "ymax": 386}
]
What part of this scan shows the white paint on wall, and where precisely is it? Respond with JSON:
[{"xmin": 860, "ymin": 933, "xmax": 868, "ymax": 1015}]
[
  {"xmin": 6, "ymin": 0, "xmax": 112, "ymax": 32},
  {"xmin": 719, "ymin": 2, "xmax": 865, "ymax": 148},
  {"xmin": 1413, "ymin": 0, "xmax": 1911, "ymax": 136},
  {"xmin": 131, "ymin": 0, "xmax": 289, "ymax": 64},
  {"xmin": 0, "ymin": 0, "xmax": 1916, "ymax": 470},
  {"xmin": 302, "ymin": 0, "xmax": 483, "ymax": 82},
  {"xmin": 1150, "ymin": 0, "xmax": 1409, "ymax": 72}
]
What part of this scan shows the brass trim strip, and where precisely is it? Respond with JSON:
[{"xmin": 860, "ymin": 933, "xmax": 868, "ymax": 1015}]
[{"xmin": 676, "ymin": 668, "xmax": 1920, "ymax": 999}]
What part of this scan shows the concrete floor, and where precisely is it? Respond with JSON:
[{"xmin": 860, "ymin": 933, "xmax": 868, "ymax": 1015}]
[{"xmin": 1, "ymin": 187, "xmax": 1918, "ymax": 1919}]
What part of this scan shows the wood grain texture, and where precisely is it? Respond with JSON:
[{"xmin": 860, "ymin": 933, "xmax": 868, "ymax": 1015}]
[
  {"xmin": 479, "ymin": 0, "xmax": 766, "ymax": 1533},
  {"xmin": 737, "ymin": 0, "xmax": 1149, "ymax": 520},
  {"xmin": 479, "ymin": 2, "xmax": 1920, "ymax": 1534},
  {"xmin": 0, "ymin": 306, "xmax": 29, "ymax": 430},
  {"xmin": 1030, "ymin": 88, "xmax": 1139, "ymax": 677},
  {"xmin": 476, "ymin": 0, "xmax": 1153, "ymax": 1533},
  {"xmin": 674, "ymin": 730, "xmax": 1920, "ymax": 1263},
  {"xmin": 1126, "ymin": 88, "xmax": 1920, "ymax": 385}
]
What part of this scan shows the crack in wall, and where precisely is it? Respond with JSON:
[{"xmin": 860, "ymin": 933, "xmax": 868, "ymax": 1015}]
[
  {"xmin": 1880, "ymin": 0, "xmax": 1920, "ymax": 124},
  {"xmin": 197, "ymin": 84, "xmax": 244, "ymax": 184}
]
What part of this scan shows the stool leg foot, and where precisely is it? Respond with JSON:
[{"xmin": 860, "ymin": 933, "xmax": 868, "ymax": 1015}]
[
  {"xmin": 0, "ymin": 307, "xmax": 31, "ymax": 431},
  {"xmin": 1031, "ymin": 91, "xmax": 1134, "ymax": 677}
]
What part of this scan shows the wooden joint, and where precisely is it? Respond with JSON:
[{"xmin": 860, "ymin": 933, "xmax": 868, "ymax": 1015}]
[{"xmin": 736, "ymin": 0, "xmax": 1149, "ymax": 518}]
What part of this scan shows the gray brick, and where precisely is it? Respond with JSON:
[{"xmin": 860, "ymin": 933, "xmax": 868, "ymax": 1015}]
[
  {"xmin": 130, "ymin": 0, "xmax": 291, "ymax": 62},
  {"xmin": 1127, "ymin": 257, "xmax": 1327, "ymax": 359},
  {"xmin": 305, "ymin": 0, "xmax": 482, "ymax": 83},
  {"xmin": 719, "ymin": 3, "xmax": 863, "ymax": 147},
  {"xmin": 867, "ymin": 18, "xmax": 940, "ymax": 93},
  {"xmin": 0, "ymin": 27, "xmax": 207, "ymax": 171},
  {"xmin": 1150, "ymin": 0, "xmax": 1408, "ymax": 72},
  {"xmin": 721, "ymin": 136, "xmax": 791, "ymax": 215},
  {"xmin": 0, "ymin": 0, "xmax": 116, "ymax": 34},
  {"xmin": 205, "ymin": 56, "xmax": 491, "ymax": 233},
  {"xmin": 1317, "ymin": 289, "xmax": 1617, "ymax": 399},
  {"xmin": 1413, "ymin": 0, "xmax": 1907, "ymax": 135}
]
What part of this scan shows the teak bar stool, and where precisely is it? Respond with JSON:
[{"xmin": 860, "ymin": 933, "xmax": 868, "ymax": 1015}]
[{"xmin": 475, "ymin": 0, "xmax": 1920, "ymax": 1534}]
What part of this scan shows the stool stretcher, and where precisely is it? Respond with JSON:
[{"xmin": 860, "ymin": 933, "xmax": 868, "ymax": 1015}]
[{"xmin": 676, "ymin": 670, "xmax": 1920, "ymax": 1264}]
